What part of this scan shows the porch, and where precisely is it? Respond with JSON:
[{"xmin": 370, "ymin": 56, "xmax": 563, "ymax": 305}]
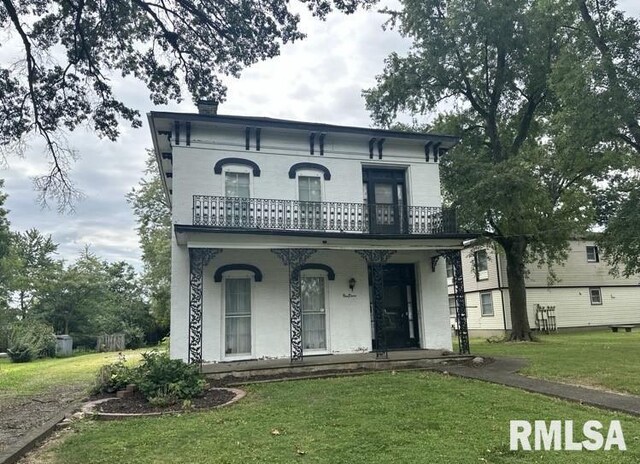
[{"xmin": 202, "ymin": 348, "xmax": 473, "ymax": 381}]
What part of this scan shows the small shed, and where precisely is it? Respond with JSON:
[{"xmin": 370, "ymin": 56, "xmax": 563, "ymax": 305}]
[{"xmin": 55, "ymin": 335, "xmax": 73, "ymax": 357}]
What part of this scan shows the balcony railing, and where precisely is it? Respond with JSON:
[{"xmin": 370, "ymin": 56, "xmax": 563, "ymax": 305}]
[{"xmin": 192, "ymin": 195, "xmax": 458, "ymax": 235}]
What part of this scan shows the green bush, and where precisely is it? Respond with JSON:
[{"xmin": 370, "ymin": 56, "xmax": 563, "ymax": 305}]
[
  {"xmin": 7, "ymin": 320, "xmax": 56, "ymax": 362},
  {"xmin": 136, "ymin": 351, "xmax": 205, "ymax": 401},
  {"xmin": 91, "ymin": 353, "xmax": 135, "ymax": 394}
]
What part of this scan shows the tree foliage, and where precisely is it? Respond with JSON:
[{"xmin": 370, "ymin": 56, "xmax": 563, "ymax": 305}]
[
  {"xmin": 364, "ymin": 0, "xmax": 627, "ymax": 339},
  {"xmin": 127, "ymin": 150, "xmax": 171, "ymax": 333},
  {"xmin": 0, "ymin": 0, "xmax": 374, "ymax": 208},
  {"xmin": 5, "ymin": 228, "xmax": 60, "ymax": 316}
]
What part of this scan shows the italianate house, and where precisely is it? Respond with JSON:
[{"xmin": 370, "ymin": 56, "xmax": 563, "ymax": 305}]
[{"xmin": 148, "ymin": 102, "xmax": 474, "ymax": 364}]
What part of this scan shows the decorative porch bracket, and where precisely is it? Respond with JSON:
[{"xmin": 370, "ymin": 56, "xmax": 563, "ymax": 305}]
[
  {"xmin": 445, "ymin": 250, "xmax": 470, "ymax": 354},
  {"xmin": 188, "ymin": 248, "xmax": 222, "ymax": 364},
  {"xmin": 271, "ymin": 248, "xmax": 317, "ymax": 362},
  {"xmin": 355, "ymin": 249, "xmax": 397, "ymax": 359}
]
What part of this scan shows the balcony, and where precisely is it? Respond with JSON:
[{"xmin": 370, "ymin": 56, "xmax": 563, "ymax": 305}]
[{"xmin": 192, "ymin": 196, "xmax": 458, "ymax": 235}]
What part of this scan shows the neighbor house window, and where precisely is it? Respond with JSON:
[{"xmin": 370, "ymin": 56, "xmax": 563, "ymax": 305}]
[
  {"xmin": 301, "ymin": 275, "xmax": 327, "ymax": 350},
  {"xmin": 589, "ymin": 287, "xmax": 602, "ymax": 305},
  {"xmin": 480, "ymin": 292, "xmax": 494, "ymax": 316},
  {"xmin": 586, "ymin": 246, "xmax": 599, "ymax": 263},
  {"xmin": 448, "ymin": 296, "xmax": 457, "ymax": 316},
  {"xmin": 475, "ymin": 250, "xmax": 489, "ymax": 281},
  {"xmin": 224, "ymin": 278, "xmax": 251, "ymax": 355},
  {"xmin": 446, "ymin": 259, "xmax": 454, "ymax": 283}
]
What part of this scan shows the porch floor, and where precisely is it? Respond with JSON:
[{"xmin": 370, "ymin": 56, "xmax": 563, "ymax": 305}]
[{"xmin": 202, "ymin": 349, "xmax": 473, "ymax": 381}]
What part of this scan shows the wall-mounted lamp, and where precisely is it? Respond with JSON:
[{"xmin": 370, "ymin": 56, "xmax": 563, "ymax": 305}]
[{"xmin": 348, "ymin": 278, "xmax": 356, "ymax": 291}]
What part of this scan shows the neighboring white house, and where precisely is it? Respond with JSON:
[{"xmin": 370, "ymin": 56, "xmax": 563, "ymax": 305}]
[
  {"xmin": 148, "ymin": 103, "xmax": 474, "ymax": 364},
  {"xmin": 448, "ymin": 241, "xmax": 640, "ymax": 336}
]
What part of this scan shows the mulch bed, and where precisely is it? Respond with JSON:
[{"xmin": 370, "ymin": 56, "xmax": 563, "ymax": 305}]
[{"xmin": 96, "ymin": 388, "xmax": 236, "ymax": 414}]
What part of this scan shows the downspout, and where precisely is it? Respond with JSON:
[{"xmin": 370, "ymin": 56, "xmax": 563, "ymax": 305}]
[{"xmin": 496, "ymin": 251, "xmax": 508, "ymax": 331}]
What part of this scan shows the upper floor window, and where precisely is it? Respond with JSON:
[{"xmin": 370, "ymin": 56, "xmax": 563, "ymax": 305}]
[
  {"xmin": 475, "ymin": 249, "xmax": 488, "ymax": 281},
  {"xmin": 586, "ymin": 246, "xmax": 599, "ymax": 263},
  {"xmin": 298, "ymin": 176, "xmax": 322, "ymax": 202},
  {"xmin": 225, "ymin": 172, "xmax": 250, "ymax": 198}
]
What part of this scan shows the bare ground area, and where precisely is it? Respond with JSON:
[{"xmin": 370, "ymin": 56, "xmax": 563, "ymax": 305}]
[{"xmin": 0, "ymin": 384, "xmax": 85, "ymax": 453}]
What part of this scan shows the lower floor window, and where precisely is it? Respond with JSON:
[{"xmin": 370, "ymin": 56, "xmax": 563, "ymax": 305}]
[
  {"xmin": 225, "ymin": 278, "xmax": 251, "ymax": 355},
  {"xmin": 480, "ymin": 292, "xmax": 494, "ymax": 317},
  {"xmin": 301, "ymin": 276, "xmax": 327, "ymax": 350},
  {"xmin": 448, "ymin": 296, "xmax": 457, "ymax": 316},
  {"xmin": 589, "ymin": 287, "xmax": 602, "ymax": 305}
]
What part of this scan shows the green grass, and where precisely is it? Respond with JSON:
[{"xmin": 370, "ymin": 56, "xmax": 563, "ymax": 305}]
[
  {"xmin": 42, "ymin": 371, "xmax": 640, "ymax": 463},
  {"xmin": 0, "ymin": 349, "xmax": 145, "ymax": 398},
  {"xmin": 471, "ymin": 330, "xmax": 640, "ymax": 395}
]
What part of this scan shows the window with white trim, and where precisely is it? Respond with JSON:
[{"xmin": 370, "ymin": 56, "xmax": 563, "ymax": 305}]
[
  {"xmin": 480, "ymin": 292, "xmax": 494, "ymax": 316},
  {"xmin": 298, "ymin": 175, "xmax": 322, "ymax": 229},
  {"xmin": 224, "ymin": 171, "xmax": 250, "ymax": 225},
  {"xmin": 301, "ymin": 275, "xmax": 327, "ymax": 350},
  {"xmin": 475, "ymin": 250, "xmax": 489, "ymax": 281},
  {"xmin": 446, "ymin": 258, "xmax": 454, "ymax": 285},
  {"xmin": 224, "ymin": 278, "xmax": 251, "ymax": 355},
  {"xmin": 589, "ymin": 287, "xmax": 602, "ymax": 305},
  {"xmin": 586, "ymin": 246, "xmax": 599, "ymax": 263}
]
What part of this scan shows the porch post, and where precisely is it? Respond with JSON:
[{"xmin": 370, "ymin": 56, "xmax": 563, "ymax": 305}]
[
  {"xmin": 355, "ymin": 250, "xmax": 396, "ymax": 358},
  {"xmin": 447, "ymin": 250, "xmax": 470, "ymax": 354},
  {"xmin": 188, "ymin": 248, "xmax": 222, "ymax": 364},
  {"xmin": 271, "ymin": 248, "xmax": 317, "ymax": 362}
]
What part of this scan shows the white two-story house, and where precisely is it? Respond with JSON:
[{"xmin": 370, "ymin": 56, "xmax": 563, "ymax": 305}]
[
  {"xmin": 148, "ymin": 103, "xmax": 475, "ymax": 364},
  {"xmin": 448, "ymin": 241, "xmax": 640, "ymax": 336}
]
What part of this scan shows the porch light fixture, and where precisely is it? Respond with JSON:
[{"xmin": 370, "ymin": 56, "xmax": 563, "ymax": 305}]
[{"xmin": 348, "ymin": 278, "xmax": 356, "ymax": 291}]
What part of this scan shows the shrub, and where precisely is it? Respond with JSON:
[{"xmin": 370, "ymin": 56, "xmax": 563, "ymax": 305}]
[
  {"xmin": 91, "ymin": 353, "xmax": 136, "ymax": 394},
  {"xmin": 135, "ymin": 351, "xmax": 205, "ymax": 401},
  {"xmin": 7, "ymin": 320, "xmax": 56, "ymax": 362}
]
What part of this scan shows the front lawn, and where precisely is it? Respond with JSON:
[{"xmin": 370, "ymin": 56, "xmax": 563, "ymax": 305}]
[
  {"xmin": 472, "ymin": 330, "xmax": 640, "ymax": 394},
  {"xmin": 0, "ymin": 349, "xmax": 145, "ymax": 399},
  {"xmin": 39, "ymin": 372, "xmax": 640, "ymax": 463}
]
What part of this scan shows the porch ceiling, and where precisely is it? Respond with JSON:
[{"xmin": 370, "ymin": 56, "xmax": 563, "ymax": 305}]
[{"xmin": 174, "ymin": 224, "xmax": 473, "ymax": 250}]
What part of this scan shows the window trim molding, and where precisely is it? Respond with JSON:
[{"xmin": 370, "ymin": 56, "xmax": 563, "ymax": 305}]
[
  {"xmin": 214, "ymin": 264, "xmax": 263, "ymax": 282},
  {"xmin": 214, "ymin": 158, "xmax": 261, "ymax": 177},
  {"xmin": 589, "ymin": 287, "xmax": 603, "ymax": 305},
  {"xmin": 295, "ymin": 263, "xmax": 336, "ymax": 280},
  {"xmin": 288, "ymin": 162, "xmax": 331, "ymax": 180}
]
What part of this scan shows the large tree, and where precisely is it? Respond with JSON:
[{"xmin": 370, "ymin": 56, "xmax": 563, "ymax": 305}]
[
  {"xmin": 551, "ymin": 0, "xmax": 640, "ymax": 275},
  {"xmin": 127, "ymin": 151, "xmax": 171, "ymax": 333},
  {"xmin": 364, "ymin": 0, "xmax": 624, "ymax": 339},
  {"xmin": 0, "ymin": 0, "xmax": 374, "ymax": 208}
]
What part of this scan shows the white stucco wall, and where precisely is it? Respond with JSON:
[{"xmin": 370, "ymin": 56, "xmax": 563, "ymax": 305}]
[
  {"xmin": 169, "ymin": 124, "xmax": 443, "ymax": 226},
  {"xmin": 170, "ymin": 247, "xmax": 453, "ymax": 362}
]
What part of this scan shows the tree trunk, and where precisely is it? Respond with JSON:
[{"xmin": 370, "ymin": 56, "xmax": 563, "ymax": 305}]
[{"xmin": 501, "ymin": 237, "xmax": 533, "ymax": 341}]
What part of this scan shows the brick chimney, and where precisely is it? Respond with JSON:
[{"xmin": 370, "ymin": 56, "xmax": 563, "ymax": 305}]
[{"xmin": 197, "ymin": 100, "xmax": 218, "ymax": 115}]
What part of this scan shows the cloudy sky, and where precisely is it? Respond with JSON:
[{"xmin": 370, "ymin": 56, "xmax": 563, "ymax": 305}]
[{"xmin": 2, "ymin": 1, "xmax": 639, "ymax": 270}]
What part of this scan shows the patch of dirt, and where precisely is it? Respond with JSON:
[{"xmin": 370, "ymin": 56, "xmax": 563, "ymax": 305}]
[
  {"xmin": 96, "ymin": 388, "xmax": 236, "ymax": 414},
  {"xmin": 0, "ymin": 384, "xmax": 85, "ymax": 453}
]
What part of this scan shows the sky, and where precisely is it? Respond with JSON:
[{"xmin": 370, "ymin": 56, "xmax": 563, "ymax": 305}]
[{"xmin": 1, "ymin": 1, "xmax": 639, "ymax": 270}]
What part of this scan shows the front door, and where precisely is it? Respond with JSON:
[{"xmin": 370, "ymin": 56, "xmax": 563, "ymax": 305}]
[
  {"xmin": 363, "ymin": 169, "xmax": 407, "ymax": 234},
  {"xmin": 370, "ymin": 264, "xmax": 420, "ymax": 350}
]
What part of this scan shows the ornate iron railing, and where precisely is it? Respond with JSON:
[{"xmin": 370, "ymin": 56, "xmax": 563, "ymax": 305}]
[{"xmin": 192, "ymin": 195, "xmax": 457, "ymax": 235}]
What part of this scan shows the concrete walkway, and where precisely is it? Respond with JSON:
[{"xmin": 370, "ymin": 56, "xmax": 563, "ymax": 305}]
[{"xmin": 433, "ymin": 357, "xmax": 640, "ymax": 417}]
